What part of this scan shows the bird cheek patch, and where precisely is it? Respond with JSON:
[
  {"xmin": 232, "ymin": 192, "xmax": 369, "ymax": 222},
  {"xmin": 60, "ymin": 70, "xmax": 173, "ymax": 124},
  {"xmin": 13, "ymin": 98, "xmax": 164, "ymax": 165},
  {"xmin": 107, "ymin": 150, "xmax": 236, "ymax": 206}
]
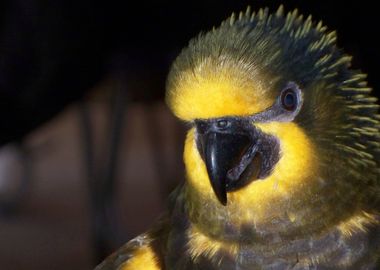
[
  {"xmin": 184, "ymin": 128, "xmax": 215, "ymax": 199},
  {"xmin": 227, "ymin": 122, "xmax": 319, "ymax": 217},
  {"xmin": 254, "ymin": 122, "xmax": 318, "ymax": 190}
]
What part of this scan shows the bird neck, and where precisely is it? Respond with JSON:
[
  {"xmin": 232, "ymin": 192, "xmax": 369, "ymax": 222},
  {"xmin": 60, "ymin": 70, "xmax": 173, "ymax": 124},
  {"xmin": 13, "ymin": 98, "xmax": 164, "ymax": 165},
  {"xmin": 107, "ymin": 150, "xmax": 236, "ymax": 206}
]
[
  {"xmin": 182, "ymin": 180, "xmax": 378, "ymax": 245},
  {"xmin": 169, "ymin": 184, "xmax": 380, "ymax": 269}
]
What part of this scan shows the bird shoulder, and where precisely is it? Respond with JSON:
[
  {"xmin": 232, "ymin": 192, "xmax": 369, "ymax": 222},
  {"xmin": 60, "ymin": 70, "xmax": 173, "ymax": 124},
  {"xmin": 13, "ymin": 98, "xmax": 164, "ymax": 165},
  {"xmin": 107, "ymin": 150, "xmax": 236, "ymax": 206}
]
[{"xmin": 94, "ymin": 233, "xmax": 162, "ymax": 270}]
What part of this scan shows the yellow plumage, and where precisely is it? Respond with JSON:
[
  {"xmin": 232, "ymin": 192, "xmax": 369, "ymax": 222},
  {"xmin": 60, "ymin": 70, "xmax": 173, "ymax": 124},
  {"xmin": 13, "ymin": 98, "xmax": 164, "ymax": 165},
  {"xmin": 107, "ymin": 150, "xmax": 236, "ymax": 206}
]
[
  {"xmin": 184, "ymin": 122, "xmax": 318, "ymax": 224},
  {"xmin": 167, "ymin": 58, "xmax": 272, "ymax": 120},
  {"xmin": 96, "ymin": 5, "xmax": 380, "ymax": 269},
  {"xmin": 119, "ymin": 246, "xmax": 160, "ymax": 270}
]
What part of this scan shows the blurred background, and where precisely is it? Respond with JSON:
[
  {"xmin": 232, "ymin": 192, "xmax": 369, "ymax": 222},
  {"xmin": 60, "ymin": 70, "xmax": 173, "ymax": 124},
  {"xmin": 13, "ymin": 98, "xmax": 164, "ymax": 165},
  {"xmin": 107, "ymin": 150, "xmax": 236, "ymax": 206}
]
[{"xmin": 0, "ymin": 1, "xmax": 379, "ymax": 269}]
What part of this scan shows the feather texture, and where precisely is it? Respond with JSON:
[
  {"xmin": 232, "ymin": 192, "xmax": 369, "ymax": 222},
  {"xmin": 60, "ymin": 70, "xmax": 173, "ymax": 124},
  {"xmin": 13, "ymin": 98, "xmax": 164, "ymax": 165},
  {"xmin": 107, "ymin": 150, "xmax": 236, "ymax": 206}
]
[{"xmin": 97, "ymin": 6, "xmax": 380, "ymax": 269}]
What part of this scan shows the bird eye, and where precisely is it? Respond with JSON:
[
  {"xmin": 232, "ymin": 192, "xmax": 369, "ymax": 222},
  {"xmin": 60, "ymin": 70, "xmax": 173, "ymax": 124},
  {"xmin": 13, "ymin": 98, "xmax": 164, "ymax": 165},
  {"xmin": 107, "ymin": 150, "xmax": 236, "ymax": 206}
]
[{"xmin": 280, "ymin": 87, "xmax": 298, "ymax": 111}]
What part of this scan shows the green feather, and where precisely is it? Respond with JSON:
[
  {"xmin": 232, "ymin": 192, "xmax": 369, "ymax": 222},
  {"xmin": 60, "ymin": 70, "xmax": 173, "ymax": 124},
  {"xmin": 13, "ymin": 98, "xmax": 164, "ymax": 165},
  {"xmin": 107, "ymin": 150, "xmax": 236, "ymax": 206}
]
[{"xmin": 167, "ymin": 5, "xmax": 380, "ymax": 211}]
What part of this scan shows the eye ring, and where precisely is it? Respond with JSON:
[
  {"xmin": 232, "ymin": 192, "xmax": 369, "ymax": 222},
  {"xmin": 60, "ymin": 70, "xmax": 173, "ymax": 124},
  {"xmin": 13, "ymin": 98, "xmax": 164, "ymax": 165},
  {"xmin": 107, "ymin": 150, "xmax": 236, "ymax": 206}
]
[{"xmin": 280, "ymin": 87, "xmax": 298, "ymax": 111}]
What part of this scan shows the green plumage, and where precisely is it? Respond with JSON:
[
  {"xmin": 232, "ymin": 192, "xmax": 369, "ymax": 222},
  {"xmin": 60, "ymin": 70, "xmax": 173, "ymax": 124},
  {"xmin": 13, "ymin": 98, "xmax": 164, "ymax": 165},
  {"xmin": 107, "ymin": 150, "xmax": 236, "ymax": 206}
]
[
  {"xmin": 168, "ymin": 4, "xmax": 380, "ymax": 216},
  {"xmin": 98, "ymin": 6, "xmax": 380, "ymax": 270}
]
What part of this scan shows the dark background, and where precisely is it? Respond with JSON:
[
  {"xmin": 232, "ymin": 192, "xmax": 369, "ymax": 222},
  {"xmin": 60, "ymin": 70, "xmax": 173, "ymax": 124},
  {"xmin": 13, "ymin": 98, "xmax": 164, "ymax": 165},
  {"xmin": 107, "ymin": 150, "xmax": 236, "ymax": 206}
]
[
  {"xmin": 0, "ymin": 1, "xmax": 378, "ymax": 269},
  {"xmin": 0, "ymin": 0, "xmax": 379, "ymax": 145}
]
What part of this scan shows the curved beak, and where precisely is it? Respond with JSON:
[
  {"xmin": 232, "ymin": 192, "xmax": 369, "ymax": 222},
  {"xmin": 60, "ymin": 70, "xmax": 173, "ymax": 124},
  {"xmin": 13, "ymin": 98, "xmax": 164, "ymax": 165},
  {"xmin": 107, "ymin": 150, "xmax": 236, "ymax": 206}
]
[
  {"xmin": 196, "ymin": 120, "xmax": 253, "ymax": 205},
  {"xmin": 195, "ymin": 118, "xmax": 280, "ymax": 206}
]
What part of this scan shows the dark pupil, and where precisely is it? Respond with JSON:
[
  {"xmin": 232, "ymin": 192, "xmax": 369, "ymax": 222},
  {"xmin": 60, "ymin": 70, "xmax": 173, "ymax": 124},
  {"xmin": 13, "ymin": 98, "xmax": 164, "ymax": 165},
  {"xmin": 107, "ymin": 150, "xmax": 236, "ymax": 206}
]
[{"xmin": 282, "ymin": 90, "xmax": 296, "ymax": 110}]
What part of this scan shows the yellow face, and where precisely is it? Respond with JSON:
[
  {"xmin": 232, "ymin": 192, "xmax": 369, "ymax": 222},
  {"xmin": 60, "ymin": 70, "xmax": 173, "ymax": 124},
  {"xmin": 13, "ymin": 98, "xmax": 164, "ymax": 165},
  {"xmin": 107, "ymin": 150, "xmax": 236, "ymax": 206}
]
[
  {"xmin": 184, "ymin": 124, "xmax": 318, "ymax": 223},
  {"xmin": 168, "ymin": 62, "xmax": 320, "ymax": 224}
]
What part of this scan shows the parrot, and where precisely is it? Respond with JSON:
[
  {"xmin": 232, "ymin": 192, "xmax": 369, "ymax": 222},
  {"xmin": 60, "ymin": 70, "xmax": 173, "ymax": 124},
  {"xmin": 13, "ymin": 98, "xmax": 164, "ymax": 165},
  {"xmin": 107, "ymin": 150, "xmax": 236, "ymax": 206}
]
[{"xmin": 95, "ymin": 5, "xmax": 380, "ymax": 270}]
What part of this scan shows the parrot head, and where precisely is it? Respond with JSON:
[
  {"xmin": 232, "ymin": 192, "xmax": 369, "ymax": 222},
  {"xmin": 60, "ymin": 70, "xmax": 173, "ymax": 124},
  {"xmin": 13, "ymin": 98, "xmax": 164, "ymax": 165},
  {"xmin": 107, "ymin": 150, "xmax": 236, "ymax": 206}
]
[{"xmin": 166, "ymin": 6, "xmax": 379, "ymax": 238}]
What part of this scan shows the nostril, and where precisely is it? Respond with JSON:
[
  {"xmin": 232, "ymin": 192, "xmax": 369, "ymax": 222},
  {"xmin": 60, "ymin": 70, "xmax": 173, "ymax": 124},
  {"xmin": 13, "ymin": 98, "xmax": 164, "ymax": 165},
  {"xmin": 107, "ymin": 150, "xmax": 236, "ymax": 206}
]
[{"xmin": 216, "ymin": 119, "xmax": 230, "ymax": 130}]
